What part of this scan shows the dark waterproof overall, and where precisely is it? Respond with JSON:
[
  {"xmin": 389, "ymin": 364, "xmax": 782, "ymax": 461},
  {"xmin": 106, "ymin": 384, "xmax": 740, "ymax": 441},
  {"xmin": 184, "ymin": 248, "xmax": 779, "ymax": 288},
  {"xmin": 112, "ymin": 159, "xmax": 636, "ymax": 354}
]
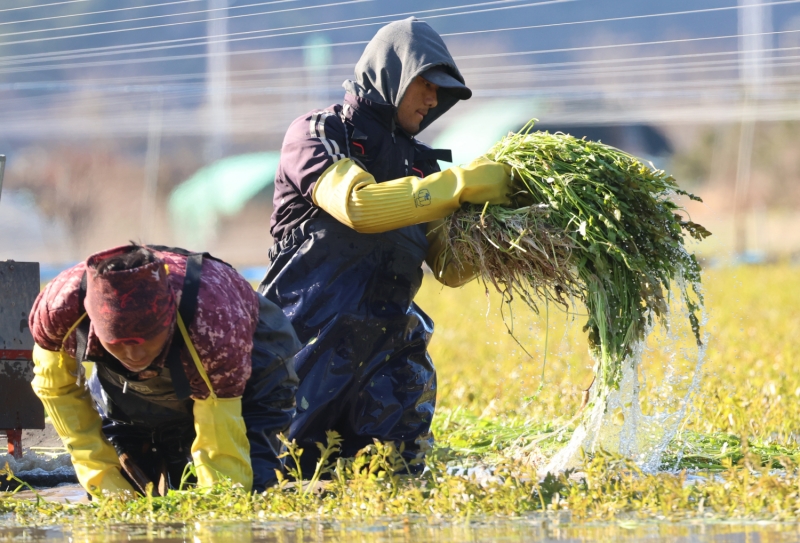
[
  {"xmin": 259, "ymin": 98, "xmax": 451, "ymax": 475},
  {"xmin": 81, "ymin": 250, "xmax": 299, "ymax": 492}
]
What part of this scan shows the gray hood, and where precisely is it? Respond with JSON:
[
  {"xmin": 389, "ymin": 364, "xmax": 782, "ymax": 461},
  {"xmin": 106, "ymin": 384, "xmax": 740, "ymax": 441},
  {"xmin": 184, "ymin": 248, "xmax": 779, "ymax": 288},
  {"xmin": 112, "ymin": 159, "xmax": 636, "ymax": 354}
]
[{"xmin": 343, "ymin": 17, "xmax": 469, "ymax": 133}]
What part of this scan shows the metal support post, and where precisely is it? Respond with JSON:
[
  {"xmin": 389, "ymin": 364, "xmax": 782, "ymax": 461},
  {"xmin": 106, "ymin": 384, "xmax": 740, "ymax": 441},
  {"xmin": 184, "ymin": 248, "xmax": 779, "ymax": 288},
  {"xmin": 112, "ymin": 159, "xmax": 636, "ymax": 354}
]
[
  {"xmin": 3, "ymin": 429, "xmax": 23, "ymax": 459},
  {"xmin": 0, "ymin": 261, "xmax": 45, "ymax": 461}
]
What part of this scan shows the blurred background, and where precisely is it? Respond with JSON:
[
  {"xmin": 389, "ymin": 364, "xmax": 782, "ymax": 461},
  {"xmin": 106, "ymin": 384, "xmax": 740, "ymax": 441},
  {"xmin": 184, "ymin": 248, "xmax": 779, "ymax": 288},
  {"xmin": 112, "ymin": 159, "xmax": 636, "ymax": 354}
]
[{"xmin": 1, "ymin": 0, "xmax": 799, "ymax": 277}]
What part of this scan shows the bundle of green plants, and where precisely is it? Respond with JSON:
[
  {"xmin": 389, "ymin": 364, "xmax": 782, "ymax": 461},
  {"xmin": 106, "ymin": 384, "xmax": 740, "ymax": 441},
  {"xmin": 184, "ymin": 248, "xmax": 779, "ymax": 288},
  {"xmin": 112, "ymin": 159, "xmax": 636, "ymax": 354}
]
[{"xmin": 444, "ymin": 122, "xmax": 711, "ymax": 397}]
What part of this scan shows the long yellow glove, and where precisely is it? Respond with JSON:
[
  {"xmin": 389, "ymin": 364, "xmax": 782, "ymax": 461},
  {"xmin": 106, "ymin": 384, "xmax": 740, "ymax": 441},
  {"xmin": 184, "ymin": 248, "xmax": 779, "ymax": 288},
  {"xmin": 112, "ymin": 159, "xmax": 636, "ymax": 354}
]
[
  {"xmin": 425, "ymin": 219, "xmax": 477, "ymax": 288},
  {"xmin": 191, "ymin": 396, "xmax": 252, "ymax": 491},
  {"xmin": 31, "ymin": 345, "xmax": 135, "ymax": 498},
  {"xmin": 312, "ymin": 158, "xmax": 512, "ymax": 234}
]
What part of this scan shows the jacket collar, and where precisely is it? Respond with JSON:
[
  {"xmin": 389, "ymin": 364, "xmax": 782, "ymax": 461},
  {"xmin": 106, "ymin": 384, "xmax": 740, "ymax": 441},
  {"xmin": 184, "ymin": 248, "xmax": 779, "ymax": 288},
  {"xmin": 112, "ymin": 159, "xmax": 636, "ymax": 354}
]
[
  {"xmin": 344, "ymin": 93, "xmax": 397, "ymax": 133},
  {"xmin": 344, "ymin": 93, "xmax": 421, "ymax": 142}
]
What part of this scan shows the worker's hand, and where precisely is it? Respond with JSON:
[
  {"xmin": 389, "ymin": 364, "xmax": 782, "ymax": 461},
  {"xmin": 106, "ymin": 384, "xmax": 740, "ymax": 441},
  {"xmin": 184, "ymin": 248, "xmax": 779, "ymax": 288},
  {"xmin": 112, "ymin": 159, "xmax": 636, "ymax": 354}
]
[
  {"xmin": 456, "ymin": 158, "xmax": 513, "ymax": 206},
  {"xmin": 31, "ymin": 345, "xmax": 136, "ymax": 498},
  {"xmin": 191, "ymin": 396, "xmax": 253, "ymax": 492}
]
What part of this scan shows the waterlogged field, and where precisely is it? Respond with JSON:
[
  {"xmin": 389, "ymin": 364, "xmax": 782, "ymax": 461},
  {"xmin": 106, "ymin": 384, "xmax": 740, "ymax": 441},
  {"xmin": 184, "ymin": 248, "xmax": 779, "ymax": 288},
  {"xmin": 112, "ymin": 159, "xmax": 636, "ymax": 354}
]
[
  {"xmin": 1, "ymin": 264, "xmax": 800, "ymax": 541},
  {"xmin": 428, "ymin": 262, "xmax": 800, "ymax": 469}
]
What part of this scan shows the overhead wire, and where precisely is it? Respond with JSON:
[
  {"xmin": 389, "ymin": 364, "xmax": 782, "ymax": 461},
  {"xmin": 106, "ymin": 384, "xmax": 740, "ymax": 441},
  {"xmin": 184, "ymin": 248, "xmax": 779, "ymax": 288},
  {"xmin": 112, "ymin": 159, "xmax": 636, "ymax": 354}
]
[
  {"xmin": 7, "ymin": 59, "xmax": 800, "ymax": 120},
  {"xmin": 2, "ymin": 25, "xmax": 799, "ymax": 77},
  {"xmin": 5, "ymin": 44, "xmax": 800, "ymax": 93},
  {"xmin": 6, "ymin": 54, "xmax": 800, "ymax": 113},
  {"xmin": 4, "ymin": 0, "xmax": 791, "ymax": 65},
  {"xmin": 0, "ymin": 0, "xmax": 531, "ymax": 48},
  {"xmin": 455, "ymin": 46, "xmax": 790, "ymax": 78},
  {"xmin": 0, "ymin": 3, "xmax": 550, "ymax": 72},
  {"xmin": 0, "ymin": 39, "xmax": 369, "ymax": 75},
  {"xmin": 8, "ymin": 41, "xmax": 800, "ymax": 118},
  {"xmin": 0, "ymin": 0, "xmax": 790, "ymax": 76},
  {"xmin": 470, "ymin": 73, "xmax": 800, "ymax": 98},
  {"xmin": 0, "ymin": 0, "xmax": 529, "ymax": 68},
  {"xmin": 441, "ymin": 0, "xmax": 800, "ymax": 38},
  {"xmin": 461, "ymin": 51, "xmax": 745, "ymax": 74},
  {"xmin": 0, "ymin": 0, "xmax": 91, "ymax": 13},
  {"xmin": 458, "ymin": 47, "xmax": 800, "ymax": 74},
  {"xmin": 0, "ymin": 0, "xmax": 206, "ymax": 28},
  {"xmin": 42, "ymin": 0, "xmax": 776, "ymax": 86},
  {"xmin": 453, "ymin": 28, "xmax": 800, "ymax": 62},
  {"xmin": 11, "ymin": 89, "xmax": 800, "ymax": 132},
  {"xmin": 0, "ymin": 0, "xmax": 364, "ymax": 41},
  {"xmin": 464, "ymin": 58, "xmax": 800, "ymax": 85},
  {"xmin": 11, "ymin": 40, "xmax": 794, "ymax": 88},
  {"xmin": 10, "ymin": 49, "xmax": 800, "ymax": 93},
  {"xmin": 5, "ymin": 22, "xmax": 800, "ymax": 89},
  {"xmin": 0, "ymin": 1, "xmax": 571, "ymax": 74},
  {"xmin": 2, "ymin": 62, "xmax": 357, "ymax": 86},
  {"xmin": 4, "ymin": 1, "xmax": 800, "ymax": 129}
]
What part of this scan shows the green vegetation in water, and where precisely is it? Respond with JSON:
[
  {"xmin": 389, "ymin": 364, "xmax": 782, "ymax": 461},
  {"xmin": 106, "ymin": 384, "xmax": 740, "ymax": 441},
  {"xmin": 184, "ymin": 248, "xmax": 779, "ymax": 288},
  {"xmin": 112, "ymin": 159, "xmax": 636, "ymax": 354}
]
[
  {"xmin": 445, "ymin": 122, "xmax": 710, "ymax": 398},
  {"xmin": 5, "ymin": 221, "xmax": 800, "ymax": 527},
  {"xmin": 6, "ymin": 426, "xmax": 800, "ymax": 525},
  {"xmin": 4, "ymin": 265, "xmax": 800, "ymax": 524}
]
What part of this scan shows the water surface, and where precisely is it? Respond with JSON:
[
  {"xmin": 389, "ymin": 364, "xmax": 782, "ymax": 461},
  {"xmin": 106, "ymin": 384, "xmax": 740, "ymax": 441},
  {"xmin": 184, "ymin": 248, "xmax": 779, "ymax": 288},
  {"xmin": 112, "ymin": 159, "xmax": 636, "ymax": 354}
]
[{"xmin": 2, "ymin": 518, "xmax": 799, "ymax": 542}]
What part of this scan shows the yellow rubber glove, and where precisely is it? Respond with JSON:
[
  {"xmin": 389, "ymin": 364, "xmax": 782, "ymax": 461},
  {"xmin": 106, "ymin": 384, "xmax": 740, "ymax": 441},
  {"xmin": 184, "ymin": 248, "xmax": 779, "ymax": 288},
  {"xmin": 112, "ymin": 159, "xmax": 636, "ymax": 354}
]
[
  {"xmin": 425, "ymin": 219, "xmax": 478, "ymax": 288},
  {"xmin": 31, "ymin": 345, "xmax": 135, "ymax": 498},
  {"xmin": 312, "ymin": 158, "xmax": 512, "ymax": 234},
  {"xmin": 191, "ymin": 396, "xmax": 252, "ymax": 491}
]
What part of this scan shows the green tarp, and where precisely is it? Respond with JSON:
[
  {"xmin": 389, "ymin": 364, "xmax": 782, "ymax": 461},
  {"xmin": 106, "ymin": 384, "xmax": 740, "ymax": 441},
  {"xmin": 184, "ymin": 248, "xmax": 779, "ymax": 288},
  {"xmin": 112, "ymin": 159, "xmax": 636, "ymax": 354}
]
[{"xmin": 169, "ymin": 152, "xmax": 280, "ymax": 247}]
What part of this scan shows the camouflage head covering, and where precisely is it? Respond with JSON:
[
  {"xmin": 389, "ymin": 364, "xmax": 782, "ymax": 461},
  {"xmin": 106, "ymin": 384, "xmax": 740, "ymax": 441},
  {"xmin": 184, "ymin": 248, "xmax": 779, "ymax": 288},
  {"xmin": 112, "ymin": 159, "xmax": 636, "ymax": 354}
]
[{"xmin": 85, "ymin": 246, "xmax": 176, "ymax": 344}]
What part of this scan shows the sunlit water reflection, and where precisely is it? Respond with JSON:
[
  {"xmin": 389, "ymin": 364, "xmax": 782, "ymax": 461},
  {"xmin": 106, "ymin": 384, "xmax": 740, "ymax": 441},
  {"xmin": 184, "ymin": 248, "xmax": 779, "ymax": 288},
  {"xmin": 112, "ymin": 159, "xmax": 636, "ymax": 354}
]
[{"xmin": 2, "ymin": 517, "xmax": 800, "ymax": 542}]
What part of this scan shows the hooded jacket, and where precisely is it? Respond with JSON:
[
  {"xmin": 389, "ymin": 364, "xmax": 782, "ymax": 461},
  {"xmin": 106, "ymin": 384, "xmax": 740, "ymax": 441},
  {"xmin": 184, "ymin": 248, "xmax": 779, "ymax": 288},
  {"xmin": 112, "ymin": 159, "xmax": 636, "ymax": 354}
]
[
  {"xmin": 270, "ymin": 17, "xmax": 468, "ymax": 241},
  {"xmin": 259, "ymin": 18, "xmax": 471, "ymax": 471}
]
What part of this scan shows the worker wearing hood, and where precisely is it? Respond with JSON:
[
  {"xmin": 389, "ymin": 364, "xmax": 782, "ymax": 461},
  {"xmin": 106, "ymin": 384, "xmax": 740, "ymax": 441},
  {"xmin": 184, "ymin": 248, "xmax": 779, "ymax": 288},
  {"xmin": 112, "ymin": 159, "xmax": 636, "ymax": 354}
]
[{"xmin": 260, "ymin": 17, "xmax": 512, "ymax": 475}]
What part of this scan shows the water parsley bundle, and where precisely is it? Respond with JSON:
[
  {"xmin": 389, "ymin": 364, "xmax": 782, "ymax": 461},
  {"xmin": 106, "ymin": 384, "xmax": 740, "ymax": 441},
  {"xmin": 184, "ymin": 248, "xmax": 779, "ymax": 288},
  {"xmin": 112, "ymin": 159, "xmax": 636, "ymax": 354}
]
[{"xmin": 442, "ymin": 123, "xmax": 711, "ymax": 468}]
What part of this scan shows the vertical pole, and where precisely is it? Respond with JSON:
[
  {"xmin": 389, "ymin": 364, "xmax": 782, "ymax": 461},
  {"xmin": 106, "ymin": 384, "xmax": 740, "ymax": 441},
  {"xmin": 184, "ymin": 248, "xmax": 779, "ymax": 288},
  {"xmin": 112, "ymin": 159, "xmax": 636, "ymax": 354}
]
[
  {"xmin": 304, "ymin": 34, "xmax": 332, "ymax": 111},
  {"xmin": 734, "ymin": 0, "xmax": 772, "ymax": 257},
  {"xmin": 141, "ymin": 97, "xmax": 163, "ymax": 243},
  {"xmin": 206, "ymin": 0, "xmax": 229, "ymax": 162},
  {"xmin": 739, "ymin": 0, "xmax": 771, "ymax": 90},
  {"xmin": 732, "ymin": 112, "xmax": 755, "ymax": 256},
  {"xmin": 5, "ymin": 429, "xmax": 23, "ymax": 460},
  {"xmin": 0, "ymin": 155, "xmax": 6, "ymax": 206}
]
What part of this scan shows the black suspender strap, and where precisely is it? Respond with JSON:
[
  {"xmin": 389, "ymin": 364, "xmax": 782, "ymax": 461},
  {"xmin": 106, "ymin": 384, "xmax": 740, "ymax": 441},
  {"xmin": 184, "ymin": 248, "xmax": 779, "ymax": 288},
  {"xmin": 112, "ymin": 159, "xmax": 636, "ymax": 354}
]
[
  {"xmin": 146, "ymin": 245, "xmax": 231, "ymax": 270},
  {"xmin": 415, "ymin": 148, "xmax": 453, "ymax": 163},
  {"xmin": 178, "ymin": 254, "xmax": 203, "ymax": 326},
  {"xmin": 164, "ymin": 253, "xmax": 203, "ymax": 400},
  {"xmin": 75, "ymin": 272, "xmax": 90, "ymax": 376},
  {"xmin": 338, "ymin": 108, "xmax": 352, "ymax": 159}
]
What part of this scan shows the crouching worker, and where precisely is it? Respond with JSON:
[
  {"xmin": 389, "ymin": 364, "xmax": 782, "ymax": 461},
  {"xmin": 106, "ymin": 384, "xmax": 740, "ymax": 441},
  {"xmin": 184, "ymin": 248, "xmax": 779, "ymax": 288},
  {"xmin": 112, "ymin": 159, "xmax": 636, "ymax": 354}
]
[{"xmin": 29, "ymin": 244, "xmax": 301, "ymax": 498}]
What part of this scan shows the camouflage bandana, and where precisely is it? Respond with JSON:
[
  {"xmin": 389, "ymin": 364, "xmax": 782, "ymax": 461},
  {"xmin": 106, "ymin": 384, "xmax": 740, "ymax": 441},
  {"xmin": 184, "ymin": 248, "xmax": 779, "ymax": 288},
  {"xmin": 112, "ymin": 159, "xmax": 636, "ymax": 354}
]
[{"xmin": 85, "ymin": 246, "xmax": 176, "ymax": 344}]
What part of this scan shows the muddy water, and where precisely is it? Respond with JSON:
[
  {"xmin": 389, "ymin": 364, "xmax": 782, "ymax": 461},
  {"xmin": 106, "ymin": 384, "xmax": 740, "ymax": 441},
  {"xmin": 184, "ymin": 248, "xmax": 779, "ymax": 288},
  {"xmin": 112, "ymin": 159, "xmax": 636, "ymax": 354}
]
[
  {"xmin": 2, "ymin": 518, "xmax": 800, "ymax": 542},
  {"xmin": 1, "ymin": 489, "xmax": 798, "ymax": 543},
  {"xmin": 4, "ymin": 486, "xmax": 800, "ymax": 542}
]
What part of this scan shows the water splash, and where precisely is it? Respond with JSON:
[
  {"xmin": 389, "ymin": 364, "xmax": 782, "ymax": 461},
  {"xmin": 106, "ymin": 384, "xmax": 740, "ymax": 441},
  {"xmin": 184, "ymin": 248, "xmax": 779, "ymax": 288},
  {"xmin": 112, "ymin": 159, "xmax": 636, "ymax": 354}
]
[{"xmin": 544, "ymin": 274, "xmax": 707, "ymax": 474}]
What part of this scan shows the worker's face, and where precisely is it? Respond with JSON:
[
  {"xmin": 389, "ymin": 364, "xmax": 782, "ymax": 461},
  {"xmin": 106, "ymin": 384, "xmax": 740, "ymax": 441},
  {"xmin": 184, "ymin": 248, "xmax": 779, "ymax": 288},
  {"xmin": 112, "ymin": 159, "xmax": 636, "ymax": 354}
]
[
  {"xmin": 99, "ymin": 327, "xmax": 171, "ymax": 373},
  {"xmin": 396, "ymin": 75, "xmax": 439, "ymax": 134}
]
